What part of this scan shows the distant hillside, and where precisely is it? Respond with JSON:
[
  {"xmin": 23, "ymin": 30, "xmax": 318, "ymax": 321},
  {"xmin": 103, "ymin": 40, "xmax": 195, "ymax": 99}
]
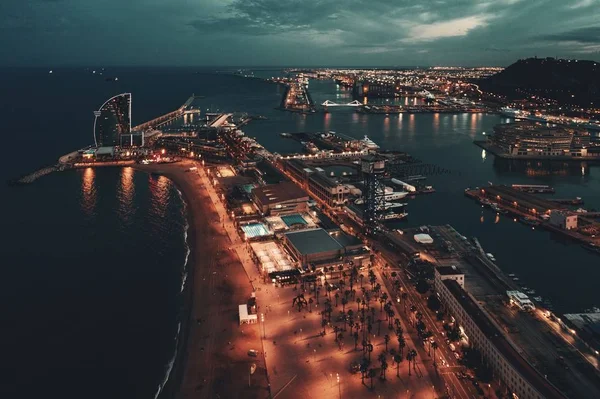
[{"xmin": 479, "ymin": 57, "xmax": 600, "ymax": 107}]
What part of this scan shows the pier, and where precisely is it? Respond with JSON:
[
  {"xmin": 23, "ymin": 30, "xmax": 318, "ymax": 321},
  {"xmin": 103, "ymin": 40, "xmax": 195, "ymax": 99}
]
[{"xmin": 464, "ymin": 186, "xmax": 600, "ymax": 250}]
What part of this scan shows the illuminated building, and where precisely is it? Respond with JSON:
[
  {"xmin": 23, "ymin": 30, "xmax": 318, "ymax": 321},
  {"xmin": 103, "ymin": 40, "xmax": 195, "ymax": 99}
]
[{"xmin": 93, "ymin": 93, "xmax": 132, "ymax": 147}]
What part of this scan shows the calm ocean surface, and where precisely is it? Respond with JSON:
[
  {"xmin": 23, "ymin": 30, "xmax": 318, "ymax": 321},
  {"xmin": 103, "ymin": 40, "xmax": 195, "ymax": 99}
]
[{"xmin": 1, "ymin": 67, "xmax": 600, "ymax": 397}]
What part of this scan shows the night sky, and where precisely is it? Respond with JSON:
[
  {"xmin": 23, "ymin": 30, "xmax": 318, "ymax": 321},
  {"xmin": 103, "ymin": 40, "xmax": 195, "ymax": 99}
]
[{"xmin": 2, "ymin": 0, "xmax": 600, "ymax": 66}]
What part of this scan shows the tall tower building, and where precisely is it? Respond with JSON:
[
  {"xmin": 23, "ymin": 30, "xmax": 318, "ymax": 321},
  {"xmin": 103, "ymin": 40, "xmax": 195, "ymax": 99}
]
[{"xmin": 361, "ymin": 155, "xmax": 386, "ymax": 235}]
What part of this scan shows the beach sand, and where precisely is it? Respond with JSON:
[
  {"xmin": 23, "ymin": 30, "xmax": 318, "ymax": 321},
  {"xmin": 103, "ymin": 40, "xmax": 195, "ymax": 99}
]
[{"xmin": 135, "ymin": 160, "xmax": 269, "ymax": 399}]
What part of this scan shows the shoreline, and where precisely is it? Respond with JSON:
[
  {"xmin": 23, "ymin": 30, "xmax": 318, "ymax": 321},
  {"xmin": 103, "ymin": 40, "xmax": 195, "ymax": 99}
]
[
  {"xmin": 134, "ymin": 160, "xmax": 269, "ymax": 399},
  {"xmin": 134, "ymin": 164, "xmax": 197, "ymax": 399}
]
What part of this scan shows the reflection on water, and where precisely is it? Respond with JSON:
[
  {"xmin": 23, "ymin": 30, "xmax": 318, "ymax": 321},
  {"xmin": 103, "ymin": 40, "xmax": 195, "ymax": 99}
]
[
  {"xmin": 383, "ymin": 115, "xmax": 390, "ymax": 136},
  {"xmin": 493, "ymin": 158, "xmax": 591, "ymax": 177},
  {"xmin": 117, "ymin": 167, "xmax": 135, "ymax": 223},
  {"xmin": 149, "ymin": 174, "xmax": 172, "ymax": 221},
  {"xmin": 324, "ymin": 112, "xmax": 330, "ymax": 131},
  {"xmin": 433, "ymin": 113, "xmax": 439, "ymax": 135},
  {"xmin": 81, "ymin": 167, "xmax": 96, "ymax": 216},
  {"xmin": 408, "ymin": 114, "xmax": 415, "ymax": 133},
  {"xmin": 481, "ymin": 149, "xmax": 487, "ymax": 162}
]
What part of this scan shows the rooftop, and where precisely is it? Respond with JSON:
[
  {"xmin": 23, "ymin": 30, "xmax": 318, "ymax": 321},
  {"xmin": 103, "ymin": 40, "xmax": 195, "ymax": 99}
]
[
  {"xmin": 284, "ymin": 228, "xmax": 343, "ymax": 256},
  {"xmin": 328, "ymin": 229, "xmax": 363, "ymax": 248},
  {"xmin": 252, "ymin": 181, "xmax": 308, "ymax": 205},
  {"xmin": 443, "ymin": 280, "xmax": 566, "ymax": 399},
  {"xmin": 309, "ymin": 172, "xmax": 339, "ymax": 189},
  {"xmin": 436, "ymin": 265, "xmax": 463, "ymax": 276}
]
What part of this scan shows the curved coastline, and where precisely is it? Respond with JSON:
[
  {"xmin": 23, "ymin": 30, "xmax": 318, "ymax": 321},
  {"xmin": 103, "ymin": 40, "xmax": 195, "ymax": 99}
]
[{"xmin": 131, "ymin": 163, "xmax": 198, "ymax": 399}]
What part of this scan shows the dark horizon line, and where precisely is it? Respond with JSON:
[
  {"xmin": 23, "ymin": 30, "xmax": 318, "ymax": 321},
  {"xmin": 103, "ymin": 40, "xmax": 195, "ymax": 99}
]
[{"xmin": 1, "ymin": 56, "xmax": 595, "ymax": 70}]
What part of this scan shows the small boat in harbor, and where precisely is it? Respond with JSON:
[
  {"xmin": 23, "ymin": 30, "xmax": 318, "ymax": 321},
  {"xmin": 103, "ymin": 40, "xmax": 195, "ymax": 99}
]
[
  {"xmin": 508, "ymin": 273, "xmax": 516, "ymax": 277},
  {"xmin": 513, "ymin": 277, "xmax": 520, "ymax": 281},
  {"xmin": 533, "ymin": 296, "xmax": 543, "ymax": 302},
  {"xmin": 486, "ymin": 253, "xmax": 496, "ymax": 262}
]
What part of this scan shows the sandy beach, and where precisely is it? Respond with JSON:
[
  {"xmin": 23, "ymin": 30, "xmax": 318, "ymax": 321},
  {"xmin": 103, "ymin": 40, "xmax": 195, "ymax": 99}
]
[{"xmin": 134, "ymin": 160, "xmax": 269, "ymax": 399}]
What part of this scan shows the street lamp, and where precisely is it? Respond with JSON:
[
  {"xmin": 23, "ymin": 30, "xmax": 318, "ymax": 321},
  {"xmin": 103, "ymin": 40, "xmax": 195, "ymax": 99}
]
[
  {"xmin": 336, "ymin": 373, "xmax": 341, "ymax": 399},
  {"xmin": 261, "ymin": 313, "xmax": 265, "ymax": 338}
]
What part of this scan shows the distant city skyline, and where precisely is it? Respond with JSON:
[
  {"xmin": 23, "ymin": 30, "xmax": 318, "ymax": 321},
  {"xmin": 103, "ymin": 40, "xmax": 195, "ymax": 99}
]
[{"xmin": 2, "ymin": 0, "xmax": 600, "ymax": 67}]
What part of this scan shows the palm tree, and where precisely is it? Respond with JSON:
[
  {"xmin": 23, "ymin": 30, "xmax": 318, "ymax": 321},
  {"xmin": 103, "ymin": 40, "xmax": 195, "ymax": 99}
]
[
  {"xmin": 394, "ymin": 353, "xmax": 402, "ymax": 377},
  {"xmin": 308, "ymin": 297, "xmax": 313, "ymax": 313},
  {"xmin": 398, "ymin": 335, "xmax": 406, "ymax": 358},
  {"xmin": 407, "ymin": 350, "xmax": 413, "ymax": 376},
  {"xmin": 356, "ymin": 297, "xmax": 361, "ymax": 312},
  {"xmin": 384, "ymin": 334, "xmax": 390, "ymax": 352},
  {"xmin": 333, "ymin": 326, "xmax": 339, "ymax": 342},
  {"xmin": 334, "ymin": 292, "xmax": 339, "ymax": 307},
  {"xmin": 432, "ymin": 341, "xmax": 439, "ymax": 366},
  {"xmin": 387, "ymin": 308, "xmax": 395, "ymax": 329},
  {"xmin": 347, "ymin": 310, "xmax": 354, "ymax": 333},
  {"xmin": 369, "ymin": 368, "xmax": 377, "ymax": 389},
  {"xmin": 378, "ymin": 353, "xmax": 388, "ymax": 380},
  {"xmin": 321, "ymin": 318, "xmax": 327, "ymax": 335},
  {"xmin": 353, "ymin": 331, "xmax": 359, "ymax": 350},
  {"xmin": 337, "ymin": 332, "xmax": 344, "ymax": 350},
  {"xmin": 360, "ymin": 360, "xmax": 368, "ymax": 385},
  {"xmin": 359, "ymin": 273, "xmax": 364, "ymax": 288},
  {"xmin": 367, "ymin": 343, "xmax": 374, "ymax": 362},
  {"xmin": 341, "ymin": 297, "xmax": 348, "ymax": 313},
  {"xmin": 401, "ymin": 292, "xmax": 408, "ymax": 313}
]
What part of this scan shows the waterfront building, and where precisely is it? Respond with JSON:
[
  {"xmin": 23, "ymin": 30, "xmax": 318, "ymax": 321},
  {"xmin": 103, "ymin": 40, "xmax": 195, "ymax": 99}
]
[
  {"xmin": 488, "ymin": 122, "xmax": 592, "ymax": 158},
  {"xmin": 283, "ymin": 159, "xmax": 351, "ymax": 207},
  {"xmin": 506, "ymin": 291, "xmax": 535, "ymax": 311},
  {"xmin": 93, "ymin": 93, "xmax": 132, "ymax": 148},
  {"xmin": 251, "ymin": 182, "xmax": 309, "ymax": 216},
  {"xmin": 549, "ymin": 210, "xmax": 578, "ymax": 230},
  {"xmin": 434, "ymin": 265, "xmax": 465, "ymax": 289},
  {"xmin": 437, "ymin": 279, "xmax": 565, "ymax": 399}
]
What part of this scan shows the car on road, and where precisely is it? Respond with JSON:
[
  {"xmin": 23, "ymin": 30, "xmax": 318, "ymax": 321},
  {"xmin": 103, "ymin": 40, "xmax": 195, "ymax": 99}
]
[
  {"xmin": 248, "ymin": 349, "xmax": 258, "ymax": 357},
  {"xmin": 454, "ymin": 352, "xmax": 460, "ymax": 360},
  {"xmin": 350, "ymin": 361, "xmax": 360, "ymax": 373}
]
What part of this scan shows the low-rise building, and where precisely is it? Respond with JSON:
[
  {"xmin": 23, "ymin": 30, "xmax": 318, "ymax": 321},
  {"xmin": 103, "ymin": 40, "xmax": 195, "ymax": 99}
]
[
  {"xmin": 251, "ymin": 181, "xmax": 309, "ymax": 216},
  {"xmin": 282, "ymin": 159, "xmax": 350, "ymax": 207},
  {"xmin": 437, "ymin": 279, "xmax": 565, "ymax": 399},
  {"xmin": 282, "ymin": 228, "xmax": 368, "ymax": 269},
  {"xmin": 549, "ymin": 210, "xmax": 578, "ymax": 230},
  {"xmin": 434, "ymin": 265, "xmax": 465, "ymax": 290},
  {"xmin": 507, "ymin": 290, "xmax": 535, "ymax": 311}
]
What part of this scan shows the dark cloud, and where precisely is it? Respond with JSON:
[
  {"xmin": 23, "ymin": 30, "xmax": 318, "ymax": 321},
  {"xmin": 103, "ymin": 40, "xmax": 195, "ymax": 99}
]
[
  {"xmin": 539, "ymin": 26, "xmax": 600, "ymax": 44},
  {"xmin": 1, "ymin": 0, "xmax": 599, "ymax": 66}
]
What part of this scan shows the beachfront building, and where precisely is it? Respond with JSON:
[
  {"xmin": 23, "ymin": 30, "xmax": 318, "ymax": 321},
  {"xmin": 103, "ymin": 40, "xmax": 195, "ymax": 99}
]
[{"xmin": 93, "ymin": 93, "xmax": 133, "ymax": 148}]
